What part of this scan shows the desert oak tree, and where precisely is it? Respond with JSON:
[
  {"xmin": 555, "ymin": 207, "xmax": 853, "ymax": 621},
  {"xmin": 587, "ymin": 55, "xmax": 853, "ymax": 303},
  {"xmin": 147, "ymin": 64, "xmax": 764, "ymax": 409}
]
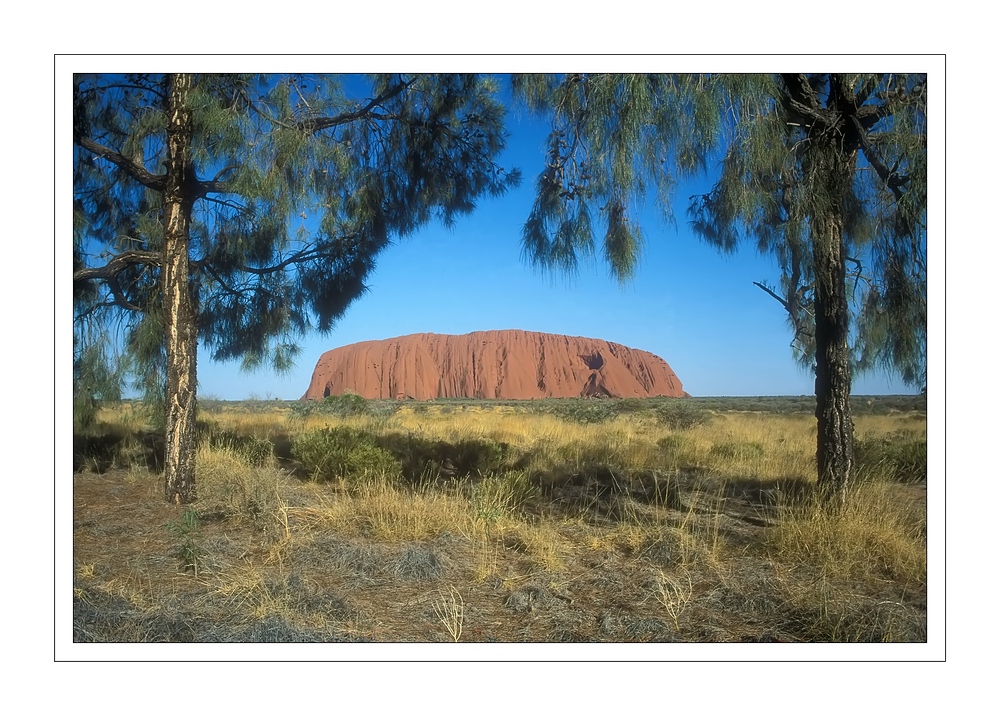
[
  {"xmin": 73, "ymin": 73, "xmax": 519, "ymax": 503},
  {"xmin": 514, "ymin": 73, "xmax": 926, "ymax": 504}
]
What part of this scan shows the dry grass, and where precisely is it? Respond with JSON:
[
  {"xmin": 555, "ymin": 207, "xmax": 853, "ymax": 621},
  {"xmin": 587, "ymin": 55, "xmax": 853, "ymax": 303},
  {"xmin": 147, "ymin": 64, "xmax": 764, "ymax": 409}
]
[
  {"xmin": 652, "ymin": 570, "xmax": 694, "ymax": 630},
  {"xmin": 288, "ymin": 476, "xmax": 475, "ymax": 543},
  {"xmin": 73, "ymin": 399, "xmax": 927, "ymax": 643},
  {"xmin": 432, "ymin": 586, "xmax": 465, "ymax": 642},
  {"xmin": 766, "ymin": 479, "xmax": 927, "ymax": 586}
]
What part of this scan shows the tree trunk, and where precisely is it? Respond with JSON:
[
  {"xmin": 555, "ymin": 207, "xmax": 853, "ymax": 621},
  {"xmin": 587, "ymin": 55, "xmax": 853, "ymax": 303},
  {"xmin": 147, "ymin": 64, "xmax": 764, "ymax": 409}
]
[
  {"xmin": 162, "ymin": 74, "xmax": 198, "ymax": 504},
  {"xmin": 808, "ymin": 141, "xmax": 856, "ymax": 508}
]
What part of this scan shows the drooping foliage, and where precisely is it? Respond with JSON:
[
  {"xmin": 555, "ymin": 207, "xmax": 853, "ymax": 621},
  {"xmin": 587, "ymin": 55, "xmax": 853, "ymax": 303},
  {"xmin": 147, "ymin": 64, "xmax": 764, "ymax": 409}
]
[
  {"xmin": 689, "ymin": 74, "xmax": 927, "ymax": 386},
  {"xmin": 514, "ymin": 73, "xmax": 927, "ymax": 499},
  {"xmin": 513, "ymin": 72, "xmax": 926, "ymax": 386},
  {"xmin": 513, "ymin": 73, "xmax": 723, "ymax": 281},
  {"xmin": 73, "ymin": 73, "xmax": 520, "ymax": 424}
]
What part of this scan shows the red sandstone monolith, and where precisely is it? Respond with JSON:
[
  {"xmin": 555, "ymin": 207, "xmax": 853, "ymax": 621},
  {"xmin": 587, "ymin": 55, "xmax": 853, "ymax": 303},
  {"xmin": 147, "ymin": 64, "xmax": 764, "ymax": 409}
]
[{"xmin": 301, "ymin": 330, "xmax": 687, "ymax": 400}]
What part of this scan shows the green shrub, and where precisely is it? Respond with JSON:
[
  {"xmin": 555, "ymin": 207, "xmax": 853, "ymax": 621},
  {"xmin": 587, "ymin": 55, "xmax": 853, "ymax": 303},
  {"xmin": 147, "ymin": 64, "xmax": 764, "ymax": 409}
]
[
  {"xmin": 291, "ymin": 427, "xmax": 400, "ymax": 482},
  {"xmin": 376, "ymin": 433, "xmax": 512, "ymax": 481},
  {"xmin": 323, "ymin": 392, "xmax": 369, "ymax": 416},
  {"xmin": 289, "ymin": 392, "xmax": 390, "ymax": 420},
  {"xmin": 615, "ymin": 398, "xmax": 647, "ymax": 414},
  {"xmin": 654, "ymin": 401, "xmax": 712, "ymax": 430},
  {"xmin": 855, "ymin": 431, "xmax": 927, "ymax": 483},
  {"xmin": 554, "ymin": 439, "xmax": 628, "ymax": 470},
  {"xmin": 558, "ymin": 401, "xmax": 617, "ymax": 424},
  {"xmin": 167, "ymin": 508, "xmax": 204, "ymax": 575},
  {"xmin": 447, "ymin": 439, "xmax": 505, "ymax": 475},
  {"xmin": 656, "ymin": 434, "xmax": 689, "ymax": 455}
]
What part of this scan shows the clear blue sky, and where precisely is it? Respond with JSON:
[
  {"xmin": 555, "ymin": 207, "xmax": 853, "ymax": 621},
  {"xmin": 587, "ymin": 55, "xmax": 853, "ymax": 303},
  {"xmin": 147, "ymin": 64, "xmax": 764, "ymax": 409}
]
[{"xmin": 196, "ymin": 92, "xmax": 918, "ymax": 400}]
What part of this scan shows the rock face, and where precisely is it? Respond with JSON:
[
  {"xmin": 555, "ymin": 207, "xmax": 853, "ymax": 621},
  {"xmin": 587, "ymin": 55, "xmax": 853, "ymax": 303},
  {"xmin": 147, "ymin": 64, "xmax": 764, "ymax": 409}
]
[{"xmin": 301, "ymin": 330, "xmax": 687, "ymax": 401}]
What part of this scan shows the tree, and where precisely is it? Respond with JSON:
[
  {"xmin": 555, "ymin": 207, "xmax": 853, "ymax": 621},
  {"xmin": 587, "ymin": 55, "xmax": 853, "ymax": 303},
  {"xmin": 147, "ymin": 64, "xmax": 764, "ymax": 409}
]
[
  {"xmin": 514, "ymin": 73, "xmax": 927, "ymax": 505},
  {"xmin": 73, "ymin": 73, "xmax": 519, "ymax": 503}
]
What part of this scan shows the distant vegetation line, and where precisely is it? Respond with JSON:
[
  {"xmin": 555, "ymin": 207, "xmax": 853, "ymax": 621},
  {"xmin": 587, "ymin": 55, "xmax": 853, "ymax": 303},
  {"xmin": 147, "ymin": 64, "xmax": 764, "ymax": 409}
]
[{"xmin": 191, "ymin": 394, "xmax": 927, "ymax": 418}]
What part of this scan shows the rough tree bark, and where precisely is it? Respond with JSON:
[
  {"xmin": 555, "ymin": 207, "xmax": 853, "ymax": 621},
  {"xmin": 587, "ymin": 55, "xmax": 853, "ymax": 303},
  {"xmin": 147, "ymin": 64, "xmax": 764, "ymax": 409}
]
[
  {"xmin": 162, "ymin": 73, "xmax": 198, "ymax": 504},
  {"xmin": 808, "ymin": 140, "xmax": 856, "ymax": 507}
]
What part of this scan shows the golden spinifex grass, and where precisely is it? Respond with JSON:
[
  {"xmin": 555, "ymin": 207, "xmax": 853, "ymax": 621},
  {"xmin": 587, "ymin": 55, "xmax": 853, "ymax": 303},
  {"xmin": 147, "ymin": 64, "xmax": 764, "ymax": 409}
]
[
  {"xmin": 289, "ymin": 476, "xmax": 476, "ymax": 543},
  {"xmin": 765, "ymin": 479, "xmax": 927, "ymax": 586},
  {"xmin": 130, "ymin": 400, "xmax": 924, "ymax": 483},
  {"xmin": 195, "ymin": 442, "xmax": 283, "ymax": 527},
  {"xmin": 74, "ymin": 398, "xmax": 927, "ymax": 642}
]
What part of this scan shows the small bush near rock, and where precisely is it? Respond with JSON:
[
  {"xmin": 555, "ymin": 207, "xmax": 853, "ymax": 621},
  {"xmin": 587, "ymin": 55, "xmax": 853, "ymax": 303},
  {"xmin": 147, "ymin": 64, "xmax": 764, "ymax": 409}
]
[
  {"xmin": 654, "ymin": 401, "xmax": 712, "ymax": 431},
  {"xmin": 377, "ymin": 433, "xmax": 511, "ymax": 481},
  {"xmin": 291, "ymin": 427, "xmax": 401, "ymax": 482}
]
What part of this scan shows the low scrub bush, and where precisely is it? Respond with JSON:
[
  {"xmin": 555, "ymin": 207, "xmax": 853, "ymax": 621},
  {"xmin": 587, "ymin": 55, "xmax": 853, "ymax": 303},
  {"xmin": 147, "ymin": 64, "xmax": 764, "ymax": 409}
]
[
  {"xmin": 377, "ymin": 433, "xmax": 511, "ymax": 481},
  {"xmin": 541, "ymin": 400, "xmax": 618, "ymax": 424},
  {"xmin": 855, "ymin": 431, "xmax": 927, "ymax": 483},
  {"xmin": 291, "ymin": 427, "xmax": 401, "ymax": 482},
  {"xmin": 656, "ymin": 434, "xmax": 688, "ymax": 454},
  {"xmin": 448, "ymin": 439, "xmax": 510, "ymax": 476},
  {"xmin": 553, "ymin": 439, "xmax": 631, "ymax": 472},
  {"xmin": 289, "ymin": 392, "xmax": 401, "ymax": 421},
  {"xmin": 196, "ymin": 443, "xmax": 282, "ymax": 528},
  {"xmin": 654, "ymin": 401, "xmax": 712, "ymax": 430},
  {"xmin": 614, "ymin": 398, "xmax": 647, "ymax": 414},
  {"xmin": 325, "ymin": 392, "xmax": 369, "ymax": 415}
]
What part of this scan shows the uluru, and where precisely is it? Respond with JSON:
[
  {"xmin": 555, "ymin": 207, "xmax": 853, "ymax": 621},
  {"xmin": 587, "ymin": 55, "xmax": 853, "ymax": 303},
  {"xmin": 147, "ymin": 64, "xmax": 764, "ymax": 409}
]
[{"xmin": 301, "ymin": 330, "xmax": 688, "ymax": 401}]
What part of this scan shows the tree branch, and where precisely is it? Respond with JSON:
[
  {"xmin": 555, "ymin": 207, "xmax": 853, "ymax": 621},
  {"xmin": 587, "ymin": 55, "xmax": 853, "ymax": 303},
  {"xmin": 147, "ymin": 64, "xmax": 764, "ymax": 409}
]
[
  {"xmin": 191, "ymin": 244, "xmax": 320, "ymax": 278},
  {"xmin": 852, "ymin": 74, "xmax": 882, "ymax": 107},
  {"xmin": 199, "ymin": 260, "xmax": 250, "ymax": 298},
  {"xmin": 78, "ymin": 80, "xmax": 167, "ymax": 102},
  {"xmin": 75, "ymin": 136, "xmax": 166, "ymax": 191},
  {"xmin": 753, "ymin": 280, "xmax": 790, "ymax": 311},
  {"xmin": 105, "ymin": 274, "xmax": 144, "ymax": 312},
  {"xmin": 74, "ymin": 299, "xmax": 121, "ymax": 322},
  {"xmin": 779, "ymin": 73, "xmax": 824, "ymax": 128},
  {"xmin": 294, "ymin": 79, "xmax": 418, "ymax": 134},
  {"xmin": 73, "ymin": 250, "xmax": 162, "ymax": 283},
  {"xmin": 855, "ymin": 79, "xmax": 925, "ymax": 132},
  {"xmin": 194, "ymin": 80, "xmax": 420, "ymax": 195},
  {"xmin": 754, "ymin": 279, "xmax": 814, "ymax": 348},
  {"xmin": 199, "ymin": 194, "xmax": 250, "ymax": 213},
  {"xmin": 238, "ymin": 246, "xmax": 322, "ymax": 275},
  {"xmin": 856, "ymin": 128, "xmax": 908, "ymax": 202}
]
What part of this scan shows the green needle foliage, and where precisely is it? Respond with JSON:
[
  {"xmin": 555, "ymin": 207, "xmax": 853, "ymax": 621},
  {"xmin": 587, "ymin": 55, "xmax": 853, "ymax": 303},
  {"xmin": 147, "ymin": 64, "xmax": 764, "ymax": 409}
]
[
  {"xmin": 514, "ymin": 73, "xmax": 927, "ymax": 501},
  {"xmin": 74, "ymin": 74, "xmax": 520, "ymax": 500}
]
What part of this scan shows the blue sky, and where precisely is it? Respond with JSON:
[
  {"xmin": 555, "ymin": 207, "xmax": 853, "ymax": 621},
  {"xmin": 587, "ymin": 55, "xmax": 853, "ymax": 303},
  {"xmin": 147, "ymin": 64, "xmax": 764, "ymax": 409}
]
[{"xmin": 196, "ymin": 98, "xmax": 919, "ymax": 400}]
